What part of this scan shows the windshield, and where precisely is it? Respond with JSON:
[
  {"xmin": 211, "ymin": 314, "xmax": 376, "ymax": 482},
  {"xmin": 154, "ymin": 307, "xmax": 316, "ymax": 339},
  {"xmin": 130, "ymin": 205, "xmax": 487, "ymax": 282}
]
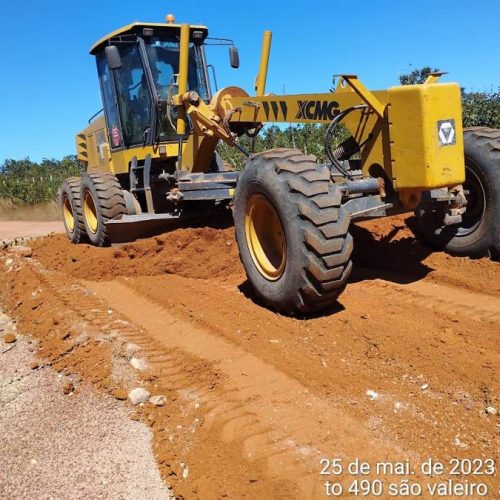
[
  {"xmin": 145, "ymin": 38, "xmax": 210, "ymax": 142},
  {"xmin": 145, "ymin": 39, "xmax": 209, "ymax": 102}
]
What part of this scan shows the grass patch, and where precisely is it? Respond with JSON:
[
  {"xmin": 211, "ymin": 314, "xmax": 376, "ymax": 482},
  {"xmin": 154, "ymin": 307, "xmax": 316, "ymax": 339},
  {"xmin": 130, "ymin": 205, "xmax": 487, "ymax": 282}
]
[{"xmin": 0, "ymin": 199, "xmax": 61, "ymax": 221}]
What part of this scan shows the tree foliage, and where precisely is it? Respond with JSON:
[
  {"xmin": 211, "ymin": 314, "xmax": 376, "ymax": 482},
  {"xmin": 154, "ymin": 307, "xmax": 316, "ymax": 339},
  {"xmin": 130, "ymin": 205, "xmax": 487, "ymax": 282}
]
[
  {"xmin": 462, "ymin": 90, "xmax": 500, "ymax": 128},
  {"xmin": 0, "ymin": 156, "xmax": 82, "ymax": 204},
  {"xmin": 218, "ymin": 123, "xmax": 349, "ymax": 171},
  {"xmin": 399, "ymin": 66, "xmax": 439, "ymax": 85}
]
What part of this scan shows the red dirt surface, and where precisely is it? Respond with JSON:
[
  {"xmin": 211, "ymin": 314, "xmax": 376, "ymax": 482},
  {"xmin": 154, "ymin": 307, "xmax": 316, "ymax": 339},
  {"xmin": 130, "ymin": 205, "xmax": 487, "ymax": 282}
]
[
  {"xmin": 30, "ymin": 227, "xmax": 241, "ymax": 281},
  {"xmin": 1, "ymin": 214, "xmax": 499, "ymax": 498}
]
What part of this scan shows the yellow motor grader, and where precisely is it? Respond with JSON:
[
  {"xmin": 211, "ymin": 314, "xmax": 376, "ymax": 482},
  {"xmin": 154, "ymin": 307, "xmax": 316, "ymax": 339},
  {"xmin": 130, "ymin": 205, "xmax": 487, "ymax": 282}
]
[{"xmin": 61, "ymin": 15, "xmax": 500, "ymax": 314}]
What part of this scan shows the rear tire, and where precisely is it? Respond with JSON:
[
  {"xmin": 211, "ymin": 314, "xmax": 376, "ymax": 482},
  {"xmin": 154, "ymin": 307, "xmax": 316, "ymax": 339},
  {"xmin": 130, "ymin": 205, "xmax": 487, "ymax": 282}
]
[
  {"xmin": 233, "ymin": 148, "xmax": 353, "ymax": 315},
  {"xmin": 81, "ymin": 172, "xmax": 126, "ymax": 246},
  {"xmin": 59, "ymin": 177, "xmax": 86, "ymax": 244},
  {"xmin": 416, "ymin": 127, "xmax": 500, "ymax": 257}
]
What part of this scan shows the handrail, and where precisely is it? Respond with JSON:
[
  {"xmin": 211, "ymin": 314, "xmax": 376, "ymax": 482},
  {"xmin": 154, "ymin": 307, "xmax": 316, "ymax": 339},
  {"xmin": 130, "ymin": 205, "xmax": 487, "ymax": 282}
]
[{"xmin": 88, "ymin": 108, "xmax": 104, "ymax": 124}]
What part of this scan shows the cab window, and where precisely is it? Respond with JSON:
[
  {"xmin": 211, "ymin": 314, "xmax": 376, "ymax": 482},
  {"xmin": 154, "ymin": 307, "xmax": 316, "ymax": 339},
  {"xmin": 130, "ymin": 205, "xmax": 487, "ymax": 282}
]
[
  {"xmin": 96, "ymin": 55, "xmax": 122, "ymax": 149},
  {"xmin": 113, "ymin": 43, "xmax": 153, "ymax": 146},
  {"xmin": 146, "ymin": 39, "xmax": 209, "ymax": 102},
  {"xmin": 145, "ymin": 39, "xmax": 209, "ymax": 142}
]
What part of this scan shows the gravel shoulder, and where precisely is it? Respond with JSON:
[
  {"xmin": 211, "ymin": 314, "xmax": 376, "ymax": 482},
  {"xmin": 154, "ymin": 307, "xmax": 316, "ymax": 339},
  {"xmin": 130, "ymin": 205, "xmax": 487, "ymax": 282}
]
[{"xmin": 0, "ymin": 312, "xmax": 172, "ymax": 500}]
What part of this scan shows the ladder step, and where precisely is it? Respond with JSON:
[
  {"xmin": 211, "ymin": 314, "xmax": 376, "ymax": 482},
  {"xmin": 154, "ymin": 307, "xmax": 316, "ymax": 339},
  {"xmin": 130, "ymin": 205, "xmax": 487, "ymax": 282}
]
[{"xmin": 129, "ymin": 155, "xmax": 154, "ymax": 214}]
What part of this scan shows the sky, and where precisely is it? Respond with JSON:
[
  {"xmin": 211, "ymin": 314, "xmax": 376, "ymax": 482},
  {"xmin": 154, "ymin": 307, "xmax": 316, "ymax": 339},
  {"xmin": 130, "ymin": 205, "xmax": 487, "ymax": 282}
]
[{"xmin": 1, "ymin": 0, "xmax": 499, "ymax": 163}]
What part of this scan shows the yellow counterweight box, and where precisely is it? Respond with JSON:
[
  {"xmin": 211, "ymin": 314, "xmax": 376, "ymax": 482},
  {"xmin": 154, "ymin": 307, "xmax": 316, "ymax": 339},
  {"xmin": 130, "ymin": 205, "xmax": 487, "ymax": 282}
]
[{"xmin": 388, "ymin": 82, "xmax": 465, "ymax": 190}]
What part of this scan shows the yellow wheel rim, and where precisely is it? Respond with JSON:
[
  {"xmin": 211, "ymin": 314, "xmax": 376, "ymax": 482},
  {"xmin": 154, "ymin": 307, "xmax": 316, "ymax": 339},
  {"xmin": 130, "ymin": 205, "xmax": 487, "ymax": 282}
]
[
  {"xmin": 62, "ymin": 194, "xmax": 75, "ymax": 232},
  {"xmin": 83, "ymin": 190, "xmax": 99, "ymax": 234},
  {"xmin": 244, "ymin": 194, "xmax": 286, "ymax": 281}
]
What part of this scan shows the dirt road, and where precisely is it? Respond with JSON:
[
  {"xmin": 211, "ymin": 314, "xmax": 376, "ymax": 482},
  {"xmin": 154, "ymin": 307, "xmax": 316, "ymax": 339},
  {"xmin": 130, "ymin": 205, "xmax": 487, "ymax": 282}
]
[
  {"xmin": 1, "ymin": 214, "xmax": 499, "ymax": 498},
  {"xmin": 0, "ymin": 220, "xmax": 64, "ymax": 242}
]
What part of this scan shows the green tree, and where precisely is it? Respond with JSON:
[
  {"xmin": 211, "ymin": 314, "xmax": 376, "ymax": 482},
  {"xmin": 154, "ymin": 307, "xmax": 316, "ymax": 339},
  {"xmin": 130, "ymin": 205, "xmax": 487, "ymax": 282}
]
[
  {"xmin": 399, "ymin": 66, "xmax": 439, "ymax": 85},
  {"xmin": 0, "ymin": 156, "xmax": 82, "ymax": 204},
  {"xmin": 462, "ymin": 90, "xmax": 500, "ymax": 128}
]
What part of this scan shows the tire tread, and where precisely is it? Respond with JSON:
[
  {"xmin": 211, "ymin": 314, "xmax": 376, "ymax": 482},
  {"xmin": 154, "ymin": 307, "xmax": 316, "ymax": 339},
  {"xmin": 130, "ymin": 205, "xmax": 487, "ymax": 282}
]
[
  {"xmin": 236, "ymin": 148, "xmax": 353, "ymax": 314},
  {"xmin": 81, "ymin": 171, "xmax": 126, "ymax": 246}
]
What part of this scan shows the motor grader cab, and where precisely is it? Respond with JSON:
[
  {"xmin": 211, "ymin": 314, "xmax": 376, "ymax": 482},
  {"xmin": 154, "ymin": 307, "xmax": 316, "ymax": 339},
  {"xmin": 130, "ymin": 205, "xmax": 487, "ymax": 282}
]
[{"xmin": 61, "ymin": 15, "xmax": 500, "ymax": 315}]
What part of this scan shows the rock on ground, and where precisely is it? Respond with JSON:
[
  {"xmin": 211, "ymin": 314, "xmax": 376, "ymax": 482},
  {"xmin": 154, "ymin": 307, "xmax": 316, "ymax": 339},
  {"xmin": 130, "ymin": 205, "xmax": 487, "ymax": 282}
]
[
  {"xmin": 128, "ymin": 387, "xmax": 151, "ymax": 405},
  {"xmin": 150, "ymin": 395, "xmax": 167, "ymax": 407},
  {"xmin": 130, "ymin": 357, "xmax": 148, "ymax": 371},
  {"xmin": 7, "ymin": 245, "xmax": 32, "ymax": 257},
  {"xmin": 2, "ymin": 333, "xmax": 16, "ymax": 344}
]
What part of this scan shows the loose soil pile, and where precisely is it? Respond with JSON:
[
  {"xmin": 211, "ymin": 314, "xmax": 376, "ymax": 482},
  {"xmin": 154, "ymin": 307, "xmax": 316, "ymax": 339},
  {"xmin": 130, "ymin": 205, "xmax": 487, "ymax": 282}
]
[{"xmin": 31, "ymin": 226, "xmax": 241, "ymax": 281}]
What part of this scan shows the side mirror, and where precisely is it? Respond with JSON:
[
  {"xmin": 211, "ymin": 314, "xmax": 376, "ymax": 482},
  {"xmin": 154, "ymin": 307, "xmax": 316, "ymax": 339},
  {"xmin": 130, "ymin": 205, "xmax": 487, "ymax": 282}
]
[
  {"xmin": 105, "ymin": 46, "xmax": 122, "ymax": 70},
  {"xmin": 229, "ymin": 46, "xmax": 240, "ymax": 69}
]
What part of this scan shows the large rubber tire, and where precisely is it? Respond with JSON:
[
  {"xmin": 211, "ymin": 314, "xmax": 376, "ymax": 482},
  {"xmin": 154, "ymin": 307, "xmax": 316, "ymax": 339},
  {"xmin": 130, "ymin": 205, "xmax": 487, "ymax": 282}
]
[
  {"xmin": 59, "ymin": 177, "xmax": 87, "ymax": 244},
  {"xmin": 80, "ymin": 172, "xmax": 126, "ymax": 246},
  {"xmin": 417, "ymin": 127, "xmax": 500, "ymax": 257},
  {"xmin": 234, "ymin": 148, "xmax": 353, "ymax": 315}
]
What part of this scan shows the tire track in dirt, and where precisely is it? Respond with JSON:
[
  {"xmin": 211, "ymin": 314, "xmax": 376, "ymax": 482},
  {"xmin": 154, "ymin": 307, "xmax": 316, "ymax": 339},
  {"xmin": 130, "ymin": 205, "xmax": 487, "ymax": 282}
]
[
  {"xmin": 114, "ymin": 270, "xmax": 499, "ymax": 488},
  {"xmin": 2, "ymin": 258, "xmax": 294, "ymax": 498},
  {"xmin": 10, "ymin": 258, "xmax": 430, "ymax": 497},
  {"xmin": 356, "ymin": 275, "xmax": 500, "ymax": 323},
  {"xmin": 86, "ymin": 279, "xmax": 412, "ymax": 497}
]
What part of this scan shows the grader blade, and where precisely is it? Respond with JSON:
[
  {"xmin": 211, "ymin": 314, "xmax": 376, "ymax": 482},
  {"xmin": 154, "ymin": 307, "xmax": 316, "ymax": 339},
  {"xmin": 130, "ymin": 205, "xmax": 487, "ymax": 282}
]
[
  {"xmin": 105, "ymin": 214, "xmax": 184, "ymax": 244},
  {"xmin": 105, "ymin": 212, "xmax": 224, "ymax": 244}
]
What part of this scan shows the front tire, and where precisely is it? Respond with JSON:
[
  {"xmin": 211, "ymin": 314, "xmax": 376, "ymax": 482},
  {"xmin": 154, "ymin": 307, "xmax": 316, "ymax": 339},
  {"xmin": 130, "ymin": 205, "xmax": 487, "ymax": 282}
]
[
  {"xmin": 416, "ymin": 127, "xmax": 500, "ymax": 257},
  {"xmin": 81, "ymin": 172, "xmax": 126, "ymax": 246},
  {"xmin": 234, "ymin": 149, "xmax": 353, "ymax": 315}
]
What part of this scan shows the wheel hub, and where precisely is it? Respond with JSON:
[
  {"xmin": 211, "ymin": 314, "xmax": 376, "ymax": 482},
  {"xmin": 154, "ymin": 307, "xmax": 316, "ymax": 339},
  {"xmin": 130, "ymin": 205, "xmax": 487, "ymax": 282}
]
[
  {"xmin": 62, "ymin": 194, "xmax": 75, "ymax": 232},
  {"xmin": 83, "ymin": 190, "xmax": 99, "ymax": 234},
  {"xmin": 244, "ymin": 194, "xmax": 286, "ymax": 281}
]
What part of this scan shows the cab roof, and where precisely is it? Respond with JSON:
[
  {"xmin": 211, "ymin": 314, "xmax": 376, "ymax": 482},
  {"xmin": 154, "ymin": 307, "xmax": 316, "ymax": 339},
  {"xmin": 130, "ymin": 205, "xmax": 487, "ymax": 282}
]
[{"xmin": 90, "ymin": 22, "xmax": 209, "ymax": 55}]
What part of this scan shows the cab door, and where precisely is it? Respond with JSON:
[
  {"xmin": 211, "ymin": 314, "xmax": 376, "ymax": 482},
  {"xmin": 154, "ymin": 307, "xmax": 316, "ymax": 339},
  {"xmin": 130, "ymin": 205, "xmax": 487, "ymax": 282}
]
[
  {"xmin": 96, "ymin": 43, "xmax": 154, "ymax": 150},
  {"xmin": 96, "ymin": 54, "xmax": 123, "ymax": 151}
]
